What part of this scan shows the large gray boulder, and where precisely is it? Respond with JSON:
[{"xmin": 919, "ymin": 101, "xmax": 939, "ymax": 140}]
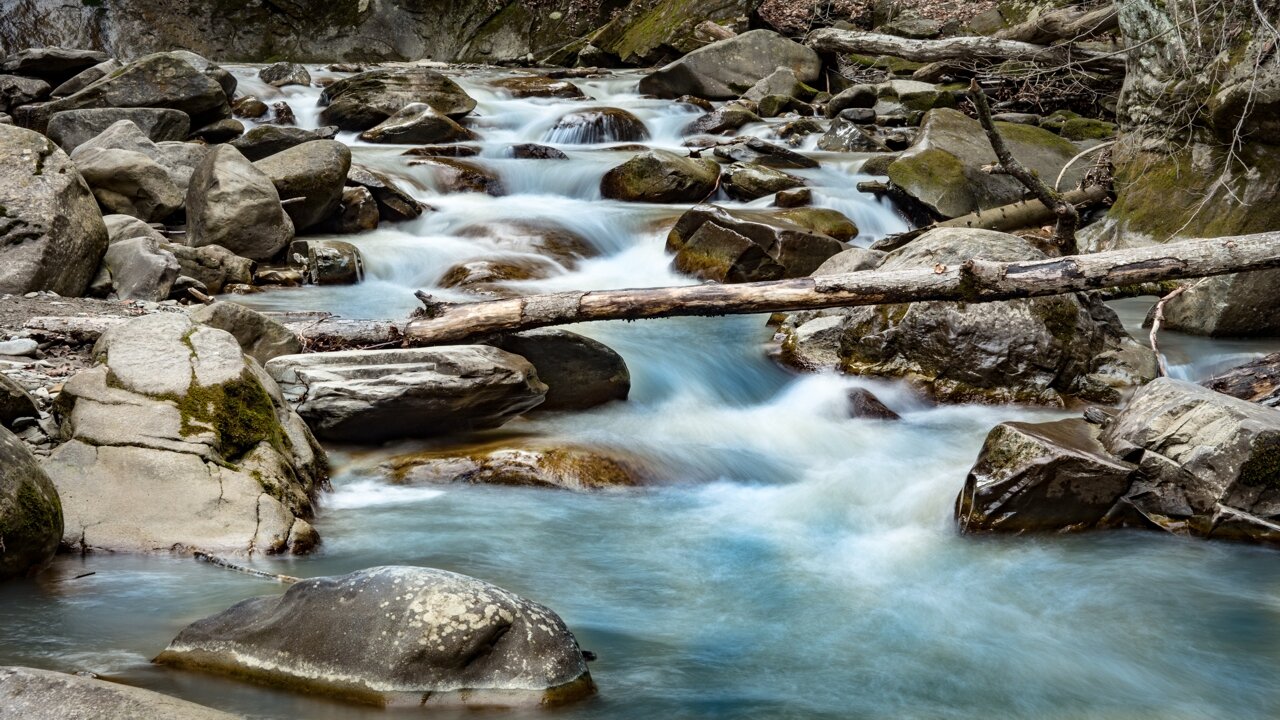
[
  {"xmin": 253, "ymin": 140, "xmax": 351, "ymax": 232},
  {"xmin": 49, "ymin": 58, "xmax": 120, "ymax": 98},
  {"xmin": 191, "ymin": 302, "xmax": 301, "ymax": 365},
  {"xmin": 667, "ymin": 204, "xmax": 846, "ymax": 281},
  {"xmin": 41, "ymin": 313, "xmax": 327, "ymax": 555},
  {"xmin": 187, "ymin": 145, "xmax": 293, "ymax": 261},
  {"xmin": 488, "ymin": 329, "xmax": 630, "ymax": 411},
  {"xmin": 258, "ymin": 61, "xmax": 310, "ymax": 88},
  {"xmin": 71, "ymin": 143, "xmax": 184, "ymax": 222},
  {"xmin": 600, "ymin": 149, "xmax": 719, "ymax": 203},
  {"xmin": 229, "ymin": 124, "xmax": 337, "ymax": 161},
  {"xmin": 1158, "ymin": 270, "xmax": 1280, "ymax": 337},
  {"xmin": 164, "ymin": 243, "xmax": 254, "ymax": 295},
  {"xmin": 319, "ymin": 67, "xmax": 476, "ymax": 131},
  {"xmin": 0, "ymin": 124, "xmax": 108, "ymax": 297},
  {"xmin": 638, "ymin": 30, "xmax": 821, "ymax": 100},
  {"xmin": 0, "ymin": 666, "xmax": 240, "ymax": 719},
  {"xmin": 887, "ymin": 108, "xmax": 1085, "ymax": 218},
  {"xmin": 46, "ymin": 107, "xmax": 189, "ymax": 152},
  {"xmin": 0, "ymin": 426, "xmax": 62, "ymax": 579},
  {"xmin": 265, "ymin": 346, "xmax": 547, "ymax": 444},
  {"xmin": 102, "ymin": 235, "xmax": 179, "ymax": 301},
  {"xmin": 18, "ymin": 52, "xmax": 230, "ymax": 133},
  {"xmin": 777, "ymin": 228, "xmax": 1157, "ymax": 405},
  {"xmin": 958, "ymin": 379, "xmax": 1280, "ymax": 545},
  {"xmin": 155, "ymin": 566, "xmax": 595, "ymax": 706},
  {"xmin": 358, "ymin": 102, "xmax": 474, "ymax": 144},
  {"xmin": 0, "ymin": 75, "xmax": 49, "ymax": 115}
]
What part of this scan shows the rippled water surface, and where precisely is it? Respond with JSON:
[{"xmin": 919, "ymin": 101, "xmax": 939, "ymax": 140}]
[{"xmin": 3, "ymin": 66, "xmax": 1280, "ymax": 719}]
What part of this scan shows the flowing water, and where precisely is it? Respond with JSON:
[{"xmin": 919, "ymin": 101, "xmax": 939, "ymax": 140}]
[{"xmin": 3, "ymin": 66, "xmax": 1280, "ymax": 719}]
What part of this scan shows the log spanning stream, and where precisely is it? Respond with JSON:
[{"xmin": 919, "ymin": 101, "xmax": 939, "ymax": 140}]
[{"xmin": 3, "ymin": 66, "xmax": 1280, "ymax": 719}]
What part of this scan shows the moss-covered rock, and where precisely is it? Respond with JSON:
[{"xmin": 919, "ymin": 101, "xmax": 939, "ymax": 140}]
[
  {"xmin": 0, "ymin": 426, "xmax": 61, "ymax": 579},
  {"xmin": 585, "ymin": 0, "xmax": 756, "ymax": 66},
  {"xmin": 600, "ymin": 149, "xmax": 719, "ymax": 203},
  {"xmin": 638, "ymin": 29, "xmax": 820, "ymax": 99}
]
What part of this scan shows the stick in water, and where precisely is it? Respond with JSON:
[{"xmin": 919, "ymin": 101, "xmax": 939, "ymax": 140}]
[{"xmin": 192, "ymin": 549, "xmax": 300, "ymax": 584}]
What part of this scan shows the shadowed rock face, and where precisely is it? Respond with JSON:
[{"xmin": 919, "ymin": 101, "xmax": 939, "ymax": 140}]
[{"xmin": 154, "ymin": 566, "xmax": 596, "ymax": 708}]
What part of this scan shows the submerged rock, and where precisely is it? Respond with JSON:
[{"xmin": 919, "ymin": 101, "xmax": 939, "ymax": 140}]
[
  {"xmin": 42, "ymin": 313, "xmax": 327, "ymax": 555},
  {"xmin": 638, "ymin": 30, "xmax": 821, "ymax": 99},
  {"xmin": 544, "ymin": 107, "xmax": 648, "ymax": 144},
  {"xmin": 0, "ymin": 666, "xmax": 240, "ymax": 720},
  {"xmin": 385, "ymin": 443, "xmax": 643, "ymax": 491},
  {"xmin": 319, "ymin": 67, "xmax": 476, "ymax": 131},
  {"xmin": 0, "ymin": 124, "xmax": 108, "ymax": 297},
  {"xmin": 0, "ymin": 426, "xmax": 62, "ymax": 579},
  {"xmin": 410, "ymin": 157, "xmax": 505, "ymax": 196},
  {"xmin": 265, "ymin": 346, "xmax": 547, "ymax": 443},
  {"xmin": 154, "ymin": 566, "xmax": 595, "ymax": 707},
  {"xmin": 777, "ymin": 228, "xmax": 1156, "ymax": 405},
  {"xmin": 600, "ymin": 149, "xmax": 718, "ymax": 203},
  {"xmin": 456, "ymin": 220, "xmax": 597, "ymax": 268}
]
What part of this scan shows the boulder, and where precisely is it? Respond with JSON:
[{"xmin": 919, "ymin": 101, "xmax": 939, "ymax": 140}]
[
  {"xmin": 721, "ymin": 163, "xmax": 805, "ymax": 201},
  {"xmin": 812, "ymin": 247, "xmax": 884, "ymax": 274},
  {"xmin": 825, "ymin": 85, "xmax": 877, "ymax": 117},
  {"xmin": 770, "ymin": 207, "xmax": 858, "ymax": 242},
  {"xmin": 318, "ymin": 186, "xmax": 380, "ymax": 234},
  {"xmin": 638, "ymin": 30, "xmax": 821, "ymax": 99},
  {"xmin": 491, "ymin": 75, "xmax": 585, "ymax": 99},
  {"xmin": 319, "ymin": 68, "xmax": 476, "ymax": 131},
  {"xmin": 265, "ymin": 346, "xmax": 547, "ymax": 443},
  {"xmin": 742, "ymin": 67, "xmax": 813, "ymax": 103},
  {"xmin": 1203, "ymin": 353, "xmax": 1280, "ymax": 407},
  {"xmin": 231, "ymin": 95, "xmax": 269, "ymax": 119},
  {"xmin": 20, "ymin": 52, "xmax": 230, "ymax": 133},
  {"xmin": 0, "ymin": 124, "xmax": 108, "ymax": 297},
  {"xmin": 190, "ymin": 302, "xmax": 302, "ymax": 365},
  {"xmin": 777, "ymin": 228, "xmax": 1157, "ymax": 405},
  {"xmin": 0, "ymin": 75, "xmax": 50, "ymax": 114},
  {"xmin": 0, "ymin": 48, "xmax": 108, "ymax": 84},
  {"xmin": 154, "ymin": 566, "xmax": 595, "ymax": 706},
  {"xmin": 667, "ymin": 204, "xmax": 846, "ymax": 280},
  {"xmin": 410, "ymin": 157, "xmax": 505, "ymax": 196},
  {"xmin": 347, "ymin": 164, "xmax": 424, "ymax": 221},
  {"xmin": 46, "ymin": 107, "xmax": 190, "ymax": 152},
  {"xmin": 956, "ymin": 418, "xmax": 1138, "ymax": 533},
  {"xmin": 441, "ymin": 258, "xmax": 561, "ymax": 295},
  {"xmin": 487, "ymin": 329, "xmax": 630, "ymax": 410},
  {"xmin": 229, "ymin": 124, "xmax": 338, "ymax": 161},
  {"xmin": 1158, "ymin": 270, "xmax": 1280, "ymax": 337},
  {"xmin": 42, "ymin": 313, "xmax": 327, "ymax": 554},
  {"xmin": 712, "ymin": 137, "xmax": 818, "ymax": 169},
  {"xmin": 816, "ymin": 117, "xmax": 891, "ymax": 152},
  {"xmin": 773, "ymin": 187, "xmax": 811, "ymax": 207},
  {"xmin": 187, "ymin": 145, "xmax": 294, "ymax": 261},
  {"xmin": 289, "ymin": 238, "xmax": 364, "ymax": 285},
  {"xmin": 164, "ymin": 243, "xmax": 255, "ymax": 295},
  {"xmin": 845, "ymin": 387, "xmax": 899, "ymax": 420},
  {"xmin": 508, "ymin": 143, "xmax": 568, "ymax": 160},
  {"xmin": 600, "ymin": 149, "xmax": 719, "ymax": 203},
  {"xmin": 0, "ymin": 667, "xmax": 240, "ymax": 720},
  {"xmin": 49, "ymin": 59, "xmax": 120, "ymax": 98},
  {"xmin": 358, "ymin": 103, "xmax": 475, "ymax": 144},
  {"xmin": 258, "ymin": 62, "xmax": 311, "ymax": 88},
  {"xmin": 0, "ymin": 426, "xmax": 62, "ymax": 579},
  {"xmin": 71, "ymin": 144, "xmax": 184, "ymax": 222},
  {"xmin": 103, "ymin": 214, "xmax": 166, "ymax": 245},
  {"xmin": 153, "ymin": 141, "xmax": 210, "ymax": 194},
  {"xmin": 887, "ymin": 108, "xmax": 1084, "ymax": 218},
  {"xmin": 0, "ymin": 374, "xmax": 39, "ymax": 429},
  {"xmin": 190, "ymin": 118, "xmax": 244, "ymax": 143},
  {"xmin": 544, "ymin": 107, "xmax": 648, "ymax": 144},
  {"xmin": 254, "ymin": 140, "xmax": 351, "ymax": 232},
  {"xmin": 102, "ymin": 236, "xmax": 180, "ymax": 301},
  {"xmin": 385, "ymin": 443, "xmax": 642, "ymax": 490},
  {"xmin": 683, "ymin": 104, "xmax": 760, "ymax": 136}
]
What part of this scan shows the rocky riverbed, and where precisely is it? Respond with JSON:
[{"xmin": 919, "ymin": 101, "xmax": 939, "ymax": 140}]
[{"xmin": 2, "ymin": 4, "xmax": 1280, "ymax": 717}]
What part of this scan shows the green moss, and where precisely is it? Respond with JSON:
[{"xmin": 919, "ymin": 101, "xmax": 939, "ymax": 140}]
[
  {"xmin": 2, "ymin": 478, "xmax": 62, "ymax": 546},
  {"xmin": 170, "ymin": 372, "xmax": 282, "ymax": 462},
  {"xmin": 1035, "ymin": 296, "xmax": 1081, "ymax": 346},
  {"xmin": 888, "ymin": 147, "xmax": 968, "ymax": 203},
  {"xmin": 1058, "ymin": 118, "xmax": 1117, "ymax": 141},
  {"xmin": 1240, "ymin": 434, "xmax": 1280, "ymax": 489}
]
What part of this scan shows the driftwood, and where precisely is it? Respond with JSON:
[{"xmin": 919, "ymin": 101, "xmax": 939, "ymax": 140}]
[
  {"xmin": 403, "ymin": 232, "xmax": 1280, "ymax": 344},
  {"xmin": 969, "ymin": 79, "xmax": 1080, "ymax": 253},
  {"xmin": 994, "ymin": 5, "xmax": 1120, "ymax": 45},
  {"xmin": 1148, "ymin": 284, "xmax": 1191, "ymax": 377},
  {"xmin": 871, "ymin": 185, "xmax": 1109, "ymax": 252},
  {"xmin": 192, "ymin": 549, "xmax": 299, "ymax": 584},
  {"xmin": 806, "ymin": 28, "xmax": 1127, "ymax": 73}
]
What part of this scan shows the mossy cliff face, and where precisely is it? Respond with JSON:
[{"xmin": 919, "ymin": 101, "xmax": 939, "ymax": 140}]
[
  {"xmin": 42, "ymin": 312, "xmax": 327, "ymax": 555},
  {"xmin": 584, "ymin": 0, "xmax": 757, "ymax": 66}
]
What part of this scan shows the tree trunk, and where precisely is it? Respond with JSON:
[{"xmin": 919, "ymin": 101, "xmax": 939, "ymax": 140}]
[
  {"xmin": 994, "ymin": 5, "xmax": 1120, "ymax": 45},
  {"xmin": 806, "ymin": 28, "xmax": 1126, "ymax": 73},
  {"xmin": 403, "ymin": 232, "xmax": 1280, "ymax": 344}
]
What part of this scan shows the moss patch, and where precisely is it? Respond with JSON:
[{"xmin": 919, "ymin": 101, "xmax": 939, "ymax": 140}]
[
  {"xmin": 1240, "ymin": 434, "xmax": 1280, "ymax": 489},
  {"xmin": 170, "ymin": 372, "xmax": 283, "ymax": 462}
]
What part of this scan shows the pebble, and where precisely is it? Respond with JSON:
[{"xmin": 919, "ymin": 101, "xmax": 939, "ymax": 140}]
[{"xmin": 0, "ymin": 338, "xmax": 38, "ymax": 356}]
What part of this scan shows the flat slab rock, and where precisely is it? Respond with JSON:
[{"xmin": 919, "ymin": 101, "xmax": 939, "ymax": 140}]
[
  {"xmin": 154, "ymin": 566, "xmax": 595, "ymax": 708},
  {"xmin": 0, "ymin": 666, "xmax": 240, "ymax": 720}
]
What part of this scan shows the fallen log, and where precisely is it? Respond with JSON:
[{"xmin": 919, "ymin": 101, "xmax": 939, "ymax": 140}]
[
  {"xmin": 404, "ymin": 232, "xmax": 1280, "ymax": 344},
  {"xmin": 806, "ymin": 28, "xmax": 1126, "ymax": 73},
  {"xmin": 994, "ymin": 5, "xmax": 1120, "ymax": 45},
  {"xmin": 871, "ymin": 185, "xmax": 1109, "ymax": 252}
]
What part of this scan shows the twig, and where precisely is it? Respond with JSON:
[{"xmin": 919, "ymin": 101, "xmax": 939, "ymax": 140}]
[
  {"xmin": 1054, "ymin": 140, "xmax": 1117, "ymax": 191},
  {"xmin": 1149, "ymin": 284, "xmax": 1192, "ymax": 377},
  {"xmin": 192, "ymin": 549, "xmax": 299, "ymax": 584},
  {"xmin": 968, "ymin": 79, "xmax": 1079, "ymax": 254}
]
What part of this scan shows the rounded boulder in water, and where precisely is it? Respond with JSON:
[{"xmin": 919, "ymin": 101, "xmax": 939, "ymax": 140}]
[{"xmin": 154, "ymin": 566, "xmax": 597, "ymax": 707}]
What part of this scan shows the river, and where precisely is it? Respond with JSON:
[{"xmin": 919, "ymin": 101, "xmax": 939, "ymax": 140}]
[{"xmin": 2, "ymin": 66, "xmax": 1279, "ymax": 719}]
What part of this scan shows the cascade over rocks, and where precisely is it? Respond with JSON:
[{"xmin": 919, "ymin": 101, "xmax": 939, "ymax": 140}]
[
  {"xmin": 265, "ymin": 346, "xmax": 548, "ymax": 444},
  {"xmin": 0, "ymin": 667, "xmax": 241, "ymax": 720},
  {"xmin": 187, "ymin": 145, "xmax": 294, "ymax": 261},
  {"xmin": 42, "ymin": 313, "xmax": 327, "ymax": 555},
  {"xmin": 154, "ymin": 566, "xmax": 595, "ymax": 707},
  {"xmin": 959, "ymin": 379, "xmax": 1280, "ymax": 545},
  {"xmin": 319, "ymin": 67, "xmax": 476, "ymax": 131},
  {"xmin": 638, "ymin": 30, "xmax": 821, "ymax": 99},
  {"xmin": 600, "ymin": 149, "xmax": 719, "ymax": 203},
  {"xmin": 0, "ymin": 426, "xmax": 62, "ymax": 579},
  {"xmin": 253, "ymin": 140, "xmax": 351, "ymax": 232},
  {"xmin": 544, "ymin": 108, "xmax": 649, "ymax": 144},
  {"xmin": 777, "ymin": 228, "xmax": 1157, "ymax": 405},
  {"xmin": 0, "ymin": 124, "xmax": 109, "ymax": 297}
]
